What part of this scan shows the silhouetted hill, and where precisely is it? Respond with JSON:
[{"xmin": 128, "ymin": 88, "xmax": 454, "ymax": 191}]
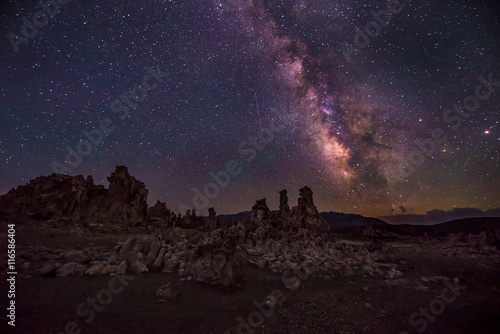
[
  {"xmin": 216, "ymin": 212, "xmax": 500, "ymax": 236},
  {"xmin": 379, "ymin": 208, "xmax": 500, "ymax": 225},
  {"xmin": 217, "ymin": 210, "xmax": 389, "ymax": 233},
  {"xmin": 386, "ymin": 217, "xmax": 500, "ymax": 237},
  {"xmin": 320, "ymin": 212, "xmax": 388, "ymax": 232},
  {"xmin": 217, "ymin": 211, "xmax": 251, "ymax": 224}
]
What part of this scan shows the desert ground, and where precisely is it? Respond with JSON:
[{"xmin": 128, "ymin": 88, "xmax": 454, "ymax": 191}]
[{"xmin": 2, "ymin": 224, "xmax": 499, "ymax": 334}]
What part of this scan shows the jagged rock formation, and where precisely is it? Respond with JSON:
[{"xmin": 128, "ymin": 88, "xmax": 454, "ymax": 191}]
[
  {"xmin": 5, "ymin": 167, "xmax": 499, "ymax": 296},
  {"xmin": 278, "ymin": 189, "xmax": 290, "ymax": 230},
  {"xmin": 103, "ymin": 166, "xmax": 149, "ymax": 224},
  {"xmin": 18, "ymin": 224, "xmax": 497, "ymax": 288},
  {"xmin": 138, "ymin": 187, "xmax": 334, "ymax": 285},
  {"xmin": 12, "ymin": 186, "xmax": 394, "ymax": 286},
  {"xmin": 287, "ymin": 186, "xmax": 329, "ymax": 234},
  {"xmin": 0, "ymin": 166, "xmax": 148, "ymax": 226},
  {"xmin": 246, "ymin": 187, "xmax": 330, "ymax": 235},
  {"xmin": 247, "ymin": 198, "xmax": 273, "ymax": 228},
  {"xmin": 20, "ymin": 218, "xmax": 403, "ymax": 287},
  {"xmin": 148, "ymin": 200, "xmax": 170, "ymax": 221},
  {"xmin": 208, "ymin": 207, "xmax": 218, "ymax": 230},
  {"xmin": 176, "ymin": 209, "xmax": 205, "ymax": 229},
  {"xmin": 75, "ymin": 229, "xmax": 246, "ymax": 286},
  {"xmin": 279, "ymin": 190, "xmax": 290, "ymax": 216}
]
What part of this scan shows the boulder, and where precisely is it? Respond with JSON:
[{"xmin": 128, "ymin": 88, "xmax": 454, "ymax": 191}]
[
  {"xmin": 57, "ymin": 262, "xmax": 87, "ymax": 277},
  {"xmin": 130, "ymin": 261, "xmax": 149, "ymax": 274},
  {"xmin": 86, "ymin": 261, "xmax": 106, "ymax": 276},
  {"xmin": 156, "ymin": 283, "xmax": 179, "ymax": 301},
  {"xmin": 61, "ymin": 249, "xmax": 90, "ymax": 263},
  {"xmin": 39, "ymin": 262, "xmax": 61, "ymax": 277},
  {"xmin": 282, "ymin": 275, "xmax": 301, "ymax": 290}
]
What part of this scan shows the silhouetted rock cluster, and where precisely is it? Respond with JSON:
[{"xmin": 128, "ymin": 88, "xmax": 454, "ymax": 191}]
[
  {"xmin": 147, "ymin": 202, "xmax": 206, "ymax": 229},
  {"xmin": 288, "ymin": 186, "xmax": 329, "ymax": 234},
  {"xmin": 208, "ymin": 207, "xmax": 219, "ymax": 230},
  {"xmin": 148, "ymin": 201, "xmax": 205, "ymax": 229},
  {"xmin": 245, "ymin": 187, "xmax": 329, "ymax": 236},
  {"xmin": 179, "ymin": 209, "xmax": 205, "ymax": 229},
  {"xmin": 247, "ymin": 198, "xmax": 273, "ymax": 228},
  {"xmin": 104, "ymin": 166, "xmax": 149, "ymax": 224},
  {"xmin": 0, "ymin": 167, "xmax": 429, "ymax": 288},
  {"xmin": 5, "ymin": 167, "xmax": 499, "ymax": 292},
  {"xmin": 148, "ymin": 200, "xmax": 171, "ymax": 222},
  {"xmin": 279, "ymin": 189, "xmax": 291, "ymax": 218},
  {"xmin": 0, "ymin": 166, "xmax": 148, "ymax": 226}
]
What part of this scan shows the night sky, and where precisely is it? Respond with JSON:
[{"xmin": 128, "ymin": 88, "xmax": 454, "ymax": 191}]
[{"xmin": 1, "ymin": 0, "xmax": 499, "ymax": 217}]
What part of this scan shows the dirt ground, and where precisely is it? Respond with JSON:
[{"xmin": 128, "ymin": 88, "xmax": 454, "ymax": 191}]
[{"xmin": 2, "ymin": 226, "xmax": 500, "ymax": 334}]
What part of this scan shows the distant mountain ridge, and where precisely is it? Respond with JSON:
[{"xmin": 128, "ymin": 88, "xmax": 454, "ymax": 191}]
[
  {"xmin": 217, "ymin": 212, "xmax": 500, "ymax": 236},
  {"xmin": 379, "ymin": 208, "xmax": 500, "ymax": 225},
  {"xmin": 217, "ymin": 210, "xmax": 389, "ymax": 233},
  {"xmin": 385, "ymin": 217, "xmax": 500, "ymax": 237}
]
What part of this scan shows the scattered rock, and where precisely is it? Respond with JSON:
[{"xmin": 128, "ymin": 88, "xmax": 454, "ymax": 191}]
[
  {"xmin": 385, "ymin": 268, "xmax": 403, "ymax": 280},
  {"xmin": 414, "ymin": 284, "xmax": 430, "ymax": 292},
  {"xmin": 57, "ymin": 262, "xmax": 87, "ymax": 277},
  {"xmin": 156, "ymin": 283, "xmax": 179, "ymax": 302},
  {"xmin": 130, "ymin": 261, "xmax": 149, "ymax": 274},
  {"xmin": 86, "ymin": 262, "xmax": 106, "ymax": 276},
  {"xmin": 283, "ymin": 276, "xmax": 301, "ymax": 290},
  {"xmin": 39, "ymin": 262, "xmax": 61, "ymax": 277},
  {"xmin": 61, "ymin": 249, "xmax": 90, "ymax": 263}
]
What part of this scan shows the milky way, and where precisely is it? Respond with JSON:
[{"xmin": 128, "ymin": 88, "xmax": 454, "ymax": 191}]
[{"xmin": 0, "ymin": 0, "xmax": 499, "ymax": 217}]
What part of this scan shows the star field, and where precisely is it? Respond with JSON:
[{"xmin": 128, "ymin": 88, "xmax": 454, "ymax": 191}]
[{"xmin": 0, "ymin": 0, "xmax": 499, "ymax": 217}]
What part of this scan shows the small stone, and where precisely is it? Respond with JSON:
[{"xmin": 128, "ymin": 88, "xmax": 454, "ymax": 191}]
[
  {"xmin": 414, "ymin": 284, "xmax": 430, "ymax": 292},
  {"xmin": 39, "ymin": 262, "xmax": 61, "ymax": 277},
  {"xmin": 283, "ymin": 276, "xmax": 301, "ymax": 290},
  {"xmin": 130, "ymin": 261, "xmax": 149, "ymax": 274},
  {"xmin": 156, "ymin": 283, "xmax": 179, "ymax": 301}
]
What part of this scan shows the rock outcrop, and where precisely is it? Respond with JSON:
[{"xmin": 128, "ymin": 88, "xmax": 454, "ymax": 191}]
[
  {"xmin": 278, "ymin": 189, "xmax": 290, "ymax": 229},
  {"xmin": 176, "ymin": 209, "xmax": 205, "ymax": 229},
  {"xmin": 288, "ymin": 186, "xmax": 329, "ymax": 234},
  {"xmin": 247, "ymin": 198, "xmax": 273, "ymax": 228},
  {"xmin": 148, "ymin": 200, "xmax": 170, "ymax": 221},
  {"xmin": 208, "ymin": 207, "xmax": 218, "ymax": 230},
  {"xmin": 101, "ymin": 166, "xmax": 149, "ymax": 224},
  {"xmin": 2, "ymin": 180, "xmax": 410, "ymax": 287},
  {"xmin": 247, "ymin": 187, "xmax": 330, "ymax": 235},
  {"xmin": 0, "ymin": 166, "xmax": 148, "ymax": 226}
]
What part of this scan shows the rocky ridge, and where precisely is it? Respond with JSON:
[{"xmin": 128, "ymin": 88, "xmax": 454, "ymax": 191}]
[
  {"xmin": 0, "ymin": 166, "xmax": 148, "ymax": 226},
  {"xmin": 2, "ymin": 167, "xmax": 498, "ymax": 293}
]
